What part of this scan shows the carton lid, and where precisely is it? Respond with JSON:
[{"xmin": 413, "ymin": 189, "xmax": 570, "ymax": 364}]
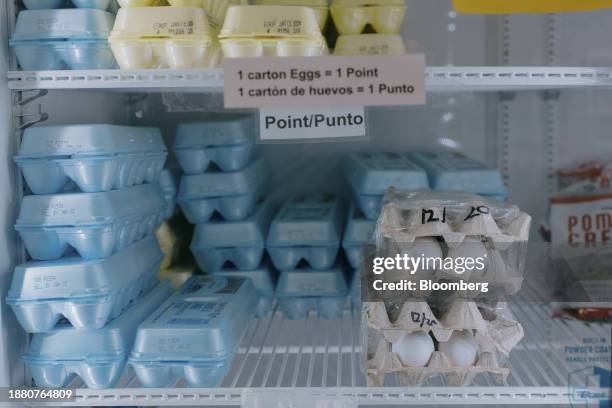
[
  {"xmin": 332, "ymin": 0, "xmax": 405, "ymax": 7},
  {"xmin": 12, "ymin": 9, "xmax": 114, "ymax": 41},
  {"xmin": 220, "ymin": 5, "xmax": 323, "ymax": 38},
  {"xmin": 335, "ymin": 34, "xmax": 405, "ymax": 55}
]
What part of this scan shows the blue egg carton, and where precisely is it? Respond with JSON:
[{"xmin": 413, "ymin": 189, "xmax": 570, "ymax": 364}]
[
  {"xmin": 343, "ymin": 204, "xmax": 375, "ymax": 269},
  {"xmin": 190, "ymin": 199, "xmax": 274, "ymax": 272},
  {"xmin": 407, "ymin": 151, "xmax": 508, "ymax": 199},
  {"xmin": 267, "ymin": 194, "xmax": 343, "ymax": 271},
  {"xmin": 177, "ymin": 158, "xmax": 269, "ymax": 223},
  {"xmin": 343, "ymin": 152, "xmax": 429, "ymax": 220},
  {"xmin": 275, "ymin": 261, "xmax": 348, "ymax": 319},
  {"xmin": 11, "ymin": 9, "xmax": 116, "ymax": 70},
  {"xmin": 23, "ymin": 0, "xmax": 118, "ymax": 10},
  {"xmin": 350, "ymin": 268, "xmax": 360, "ymax": 310},
  {"xmin": 159, "ymin": 168, "xmax": 181, "ymax": 219},
  {"xmin": 174, "ymin": 116, "xmax": 258, "ymax": 174},
  {"xmin": 16, "ymin": 183, "xmax": 167, "ymax": 261},
  {"xmin": 15, "ymin": 125, "xmax": 167, "ymax": 195},
  {"xmin": 7, "ymin": 236, "xmax": 163, "ymax": 333},
  {"xmin": 129, "ymin": 275, "xmax": 258, "ymax": 387},
  {"xmin": 212, "ymin": 258, "xmax": 278, "ymax": 317},
  {"xmin": 23, "ymin": 283, "xmax": 173, "ymax": 389}
]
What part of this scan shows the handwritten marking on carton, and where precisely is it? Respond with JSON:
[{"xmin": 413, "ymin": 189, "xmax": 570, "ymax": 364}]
[{"xmin": 411, "ymin": 311, "xmax": 438, "ymax": 328}]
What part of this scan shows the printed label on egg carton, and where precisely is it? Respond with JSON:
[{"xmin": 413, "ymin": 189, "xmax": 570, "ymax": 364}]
[
  {"xmin": 374, "ymin": 190, "xmax": 532, "ymax": 295},
  {"xmin": 362, "ymin": 300, "xmax": 524, "ymax": 386}
]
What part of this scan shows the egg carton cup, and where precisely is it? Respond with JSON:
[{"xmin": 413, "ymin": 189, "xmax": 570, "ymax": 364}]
[
  {"xmin": 343, "ymin": 204, "xmax": 376, "ymax": 269},
  {"xmin": 24, "ymin": 283, "xmax": 173, "ymax": 389},
  {"xmin": 16, "ymin": 184, "xmax": 167, "ymax": 261},
  {"xmin": 363, "ymin": 301, "xmax": 523, "ymax": 386},
  {"xmin": 179, "ymin": 184, "xmax": 267, "ymax": 223},
  {"xmin": 268, "ymin": 245, "xmax": 340, "ymax": 271},
  {"xmin": 18, "ymin": 153, "xmax": 166, "ymax": 195},
  {"xmin": 221, "ymin": 38, "xmax": 328, "ymax": 58},
  {"xmin": 334, "ymin": 34, "xmax": 406, "ymax": 56},
  {"xmin": 175, "ymin": 144, "xmax": 258, "ymax": 174},
  {"xmin": 13, "ymin": 41, "xmax": 116, "ymax": 70},
  {"xmin": 277, "ymin": 296, "xmax": 346, "ymax": 319},
  {"xmin": 131, "ymin": 359, "xmax": 231, "ymax": 387},
  {"xmin": 110, "ymin": 39, "xmax": 221, "ymax": 69},
  {"xmin": 330, "ymin": 3, "xmax": 406, "ymax": 35},
  {"xmin": 7, "ymin": 236, "xmax": 162, "ymax": 333}
]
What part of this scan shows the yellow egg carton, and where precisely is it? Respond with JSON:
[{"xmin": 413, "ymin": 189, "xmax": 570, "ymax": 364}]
[
  {"xmin": 330, "ymin": 0, "xmax": 406, "ymax": 34},
  {"xmin": 334, "ymin": 33, "xmax": 405, "ymax": 55},
  {"xmin": 219, "ymin": 5, "xmax": 328, "ymax": 57},
  {"xmin": 118, "ymin": 0, "xmax": 169, "ymax": 6},
  {"xmin": 117, "ymin": 0, "xmax": 244, "ymax": 25},
  {"xmin": 254, "ymin": 0, "xmax": 330, "ymax": 30},
  {"xmin": 452, "ymin": 0, "xmax": 612, "ymax": 14},
  {"xmin": 364, "ymin": 301, "xmax": 524, "ymax": 386},
  {"xmin": 109, "ymin": 7, "xmax": 221, "ymax": 69}
]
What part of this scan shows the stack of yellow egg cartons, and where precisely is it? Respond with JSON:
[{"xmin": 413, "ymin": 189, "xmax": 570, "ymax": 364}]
[
  {"xmin": 109, "ymin": 0, "xmax": 231, "ymax": 68},
  {"xmin": 219, "ymin": 5, "xmax": 328, "ymax": 57},
  {"xmin": 331, "ymin": 0, "xmax": 406, "ymax": 55}
]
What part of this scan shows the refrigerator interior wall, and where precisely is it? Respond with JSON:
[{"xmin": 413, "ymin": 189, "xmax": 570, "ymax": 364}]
[{"xmin": 3, "ymin": 0, "xmax": 612, "ymax": 394}]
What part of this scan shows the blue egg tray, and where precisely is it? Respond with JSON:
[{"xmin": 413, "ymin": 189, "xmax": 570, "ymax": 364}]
[
  {"xmin": 15, "ymin": 125, "xmax": 166, "ymax": 194},
  {"xmin": 190, "ymin": 199, "xmax": 274, "ymax": 272},
  {"xmin": 343, "ymin": 152, "xmax": 429, "ymax": 220},
  {"xmin": 11, "ymin": 9, "xmax": 116, "ymax": 70},
  {"xmin": 159, "ymin": 168, "xmax": 181, "ymax": 219},
  {"xmin": 23, "ymin": 0, "xmax": 117, "ymax": 10},
  {"xmin": 129, "ymin": 275, "xmax": 258, "ymax": 387},
  {"xmin": 23, "ymin": 283, "xmax": 173, "ymax": 389},
  {"xmin": 16, "ymin": 183, "xmax": 166, "ymax": 261},
  {"xmin": 212, "ymin": 258, "xmax": 278, "ymax": 317},
  {"xmin": 174, "ymin": 116, "xmax": 258, "ymax": 174},
  {"xmin": 7, "ymin": 236, "xmax": 163, "ymax": 333},
  {"xmin": 267, "ymin": 194, "xmax": 343, "ymax": 271},
  {"xmin": 177, "ymin": 158, "xmax": 268, "ymax": 223},
  {"xmin": 275, "ymin": 262, "xmax": 348, "ymax": 319},
  {"xmin": 407, "ymin": 151, "xmax": 508, "ymax": 199},
  {"xmin": 350, "ymin": 268, "xmax": 360, "ymax": 310},
  {"xmin": 342, "ymin": 204, "xmax": 375, "ymax": 269}
]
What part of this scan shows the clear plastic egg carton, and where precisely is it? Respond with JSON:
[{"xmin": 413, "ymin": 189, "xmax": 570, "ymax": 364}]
[
  {"xmin": 15, "ymin": 183, "xmax": 167, "ymax": 261},
  {"xmin": 109, "ymin": 7, "xmax": 221, "ymax": 69},
  {"xmin": 267, "ymin": 193, "xmax": 344, "ymax": 271},
  {"xmin": 376, "ymin": 189, "xmax": 531, "ymax": 296},
  {"xmin": 173, "ymin": 116, "xmax": 258, "ymax": 174},
  {"xmin": 15, "ymin": 125, "xmax": 167, "ymax": 195},
  {"xmin": 10, "ymin": 9, "xmax": 116, "ymax": 70},
  {"xmin": 23, "ymin": 0, "xmax": 118, "ymax": 10},
  {"xmin": 363, "ymin": 300, "xmax": 524, "ymax": 386},
  {"xmin": 330, "ymin": 0, "xmax": 406, "ymax": 35},
  {"xmin": 129, "ymin": 276, "xmax": 258, "ymax": 387},
  {"xmin": 177, "ymin": 157, "xmax": 268, "ymax": 223},
  {"xmin": 334, "ymin": 33, "xmax": 406, "ymax": 55},
  {"xmin": 211, "ymin": 257, "xmax": 278, "ymax": 317},
  {"xmin": 344, "ymin": 152, "xmax": 429, "ymax": 220},
  {"xmin": 23, "ymin": 283, "xmax": 173, "ymax": 389},
  {"xmin": 7, "ymin": 236, "xmax": 163, "ymax": 333},
  {"xmin": 219, "ymin": 6, "xmax": 328, "ymax": 58},
  {"xmin": 190, "ymin": 198, "xmax": 275, "ymax": 272},
  {"xmin": 275, "ymin": 261, "xmax": 348, "ymax": 319}
]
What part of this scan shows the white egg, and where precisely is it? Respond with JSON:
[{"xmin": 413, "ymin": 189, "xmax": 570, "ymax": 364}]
[
  {"xmin": 441, "ymin": 237, "xmax": 489, "ymax": 279},
  {"xmin": 402, "ymin": 237, "xmax": 443, "ymax": 274},
  {"xmin": 391, "ymin": 331, "xmax": 435, "ymax": 367},
  {"xmin": 438, "ymin": 329, "xmax": 479, "ymax": 366}
]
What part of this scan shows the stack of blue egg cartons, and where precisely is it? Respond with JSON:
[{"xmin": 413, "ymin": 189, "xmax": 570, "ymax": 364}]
[
  {"xmin": 267, "ymin": 194, "xmax": 349, "ymax": 319},
  {"xmin": 129, "ymin": 275, "xmax": 258, "ymax": 387},
  {"xmin": 406, "ymin": 151, "xmax": 508, "ymax": 200},
  {"xmin": 174, "ymin": 115, "xmax": 277, "ymax": 317},
  {"xmin": 7, "ymin": 124, "xmax": 172, "ymax": 388},
  {"xmin": 10, "ymin": 1, "xmax": 118, "ymax": 71},
  {"xmin": 342, "ymin": 152, "xmax": 429, "ymax": 309}
]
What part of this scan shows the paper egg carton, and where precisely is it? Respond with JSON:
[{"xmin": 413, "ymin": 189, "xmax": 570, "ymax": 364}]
[
  {"xmin": 375, "ymin": 189, "xmax": 532, "ymax": 295},
  {"xmin": 362, "ymin": 300, "xmax": 524, "ymax": 386}
]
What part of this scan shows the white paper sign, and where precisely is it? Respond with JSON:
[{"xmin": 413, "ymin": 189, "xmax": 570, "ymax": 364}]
[
  {"xmin": 224, "ymin": 55, "xmax": 426, "ymax": 108},
  {"xmin": 259, "ymin": 106, "xmax": 366, "ymax": 141}
]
